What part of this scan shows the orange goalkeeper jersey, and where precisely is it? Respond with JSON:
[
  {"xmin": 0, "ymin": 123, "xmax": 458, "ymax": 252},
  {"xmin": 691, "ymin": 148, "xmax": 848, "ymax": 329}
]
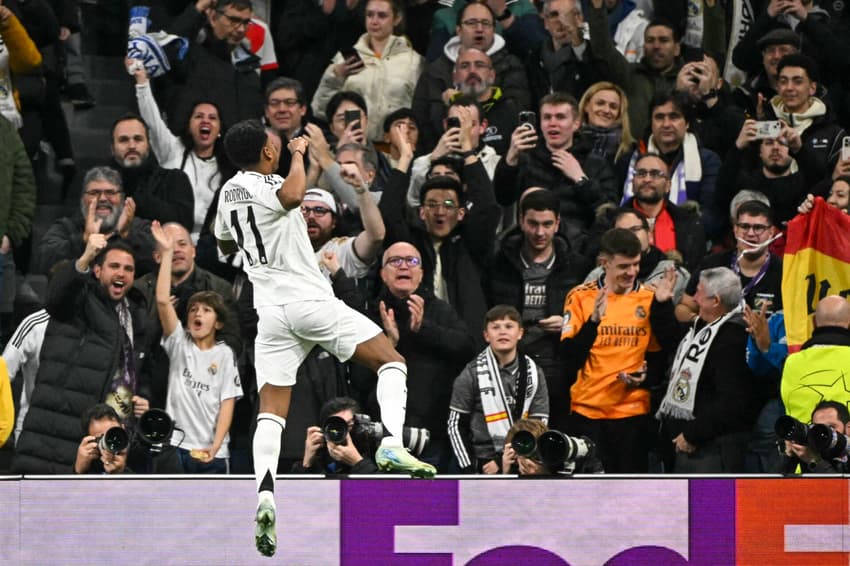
[{"xmin": 560, "ymin": 281, "xmax": 661, "ymax": 419}]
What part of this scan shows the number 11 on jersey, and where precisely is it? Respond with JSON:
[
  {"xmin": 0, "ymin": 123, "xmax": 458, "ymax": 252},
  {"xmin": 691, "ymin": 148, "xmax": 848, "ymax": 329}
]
[{"xmin": 230, "ymin": 205, "xmax": 268, "ymax": 266}]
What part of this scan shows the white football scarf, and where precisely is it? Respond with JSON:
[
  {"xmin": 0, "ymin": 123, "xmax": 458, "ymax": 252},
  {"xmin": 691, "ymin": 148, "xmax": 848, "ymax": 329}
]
[
  {"xmin": 476, "ymin": 347, "xmax": 539, "ymax": 452},
  {"xmin": 656, "ymin": 306, "xmax": 741, "ymax": 420},
  {"xmin": 623, "ymin": 132, "xmax": 702, "ymax": 206}
]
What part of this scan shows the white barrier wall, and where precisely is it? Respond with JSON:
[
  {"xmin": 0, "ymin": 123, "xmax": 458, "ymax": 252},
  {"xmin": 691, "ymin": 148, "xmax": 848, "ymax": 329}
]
[{"xmin": 0, "ymin": 476, "xmax": 847, "ymax": 565}]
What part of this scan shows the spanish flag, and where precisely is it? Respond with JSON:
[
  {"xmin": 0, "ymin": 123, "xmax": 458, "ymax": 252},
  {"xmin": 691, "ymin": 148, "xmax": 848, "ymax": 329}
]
[{"xmin": 782, "ymin": 197, "xmax": 850, "ymax": 352}]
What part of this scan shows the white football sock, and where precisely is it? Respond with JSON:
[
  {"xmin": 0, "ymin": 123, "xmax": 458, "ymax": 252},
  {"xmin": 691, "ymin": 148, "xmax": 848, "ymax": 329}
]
[
  {"xmin": 254, "ymin": 412, "xmax": 286, "ymax": 503},
  {"xmin": 376, "ymin": 361, "xmax": 407, "ymax": 445}
]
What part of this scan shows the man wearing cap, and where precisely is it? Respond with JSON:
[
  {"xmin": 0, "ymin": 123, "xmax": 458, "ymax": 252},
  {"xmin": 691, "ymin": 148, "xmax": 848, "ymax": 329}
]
[
  {"xmin": 732, "ymin": 28, "xmax": 801, "ymax": 119},
  {"xmin": 731, "ymin": 1, "xmax": 850, "ymax": 121},
  {"xmin": 303, "ymin": 175, "xmax": 385, "ymax": 282}
]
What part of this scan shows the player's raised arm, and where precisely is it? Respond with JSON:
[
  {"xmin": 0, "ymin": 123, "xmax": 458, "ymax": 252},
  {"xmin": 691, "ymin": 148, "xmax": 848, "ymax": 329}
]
[
  {"xmin": 277, "ymin": 137, "xmax": 310, "ymax": 210},
  {"xmin": 221, "ymin": 120, "xmax": 310, "ymax": 212}
]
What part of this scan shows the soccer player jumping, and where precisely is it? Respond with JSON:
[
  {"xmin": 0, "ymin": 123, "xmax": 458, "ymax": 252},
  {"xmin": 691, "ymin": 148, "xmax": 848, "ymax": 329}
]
[{"xmin": 214, "ymin": 120, "xmax": 435, "ymax": 557}]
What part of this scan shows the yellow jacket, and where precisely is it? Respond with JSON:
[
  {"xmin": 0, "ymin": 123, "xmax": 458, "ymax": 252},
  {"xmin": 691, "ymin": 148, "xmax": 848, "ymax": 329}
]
[
  {"xmin": 0, "ymin": 358, "xmax": 13, "ymax": 447},
  {"xmin": 0, "ymin": 11, "xmax": 43, "ymax": 110}
]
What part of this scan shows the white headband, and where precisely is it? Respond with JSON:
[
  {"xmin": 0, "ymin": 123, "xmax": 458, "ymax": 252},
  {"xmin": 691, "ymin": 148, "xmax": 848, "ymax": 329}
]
[{"xmin": 303, "ymin": 188, "xmax": 338, "ymax": 214}]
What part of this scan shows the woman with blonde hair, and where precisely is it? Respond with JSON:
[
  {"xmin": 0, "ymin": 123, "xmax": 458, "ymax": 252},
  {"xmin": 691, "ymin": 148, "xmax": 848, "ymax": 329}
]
[{"xmin": 577, "ymin": 82, "xmax": 635, "ymax": 165}]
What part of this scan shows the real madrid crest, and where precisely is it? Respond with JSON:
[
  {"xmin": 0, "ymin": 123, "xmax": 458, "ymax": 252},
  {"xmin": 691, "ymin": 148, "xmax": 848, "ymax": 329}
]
[{"xmin": 673, "ymin": 368, "xmax": 692, "ymax": 402}]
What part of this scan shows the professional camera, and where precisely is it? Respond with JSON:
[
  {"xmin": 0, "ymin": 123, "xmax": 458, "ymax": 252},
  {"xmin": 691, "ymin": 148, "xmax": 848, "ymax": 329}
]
[
  {"xmin": 537, "ymin": 431, "xmax": 593, "ymax": 470},
  {"xmin": 808, "ymin": 424, "xmax": 850, "ymax": 460},
  {"xmin": 138, "ymin": 408, "xmax": 176, "ymax": 453},
  {"xmin": 322, "ymin": 414, "xmax": 430, "ymax": 456},
  {"xmin": 774, "ymin": 415, "xmax": 850, "ymax": 460},
  {"xmin": 322, "ymin": 414, "xmax": 381, "ymax": 446},
  {"xmin": 323, "ymin": 415, "xmax": 354, "ymax": 445},
  {"xmin": 97, "ymin": 426, "xmax": 129, "ymax": 454},
  {"xmin": 509, "ymin": 429, "xmax": 594, "ymax": 474},
  {"xmin": 774, "ymin": 415, "xmax": 810, "ymax": 445},
  {"xmin": 510, "ymin": 430, "xmax": 539, "ymax": 459}
]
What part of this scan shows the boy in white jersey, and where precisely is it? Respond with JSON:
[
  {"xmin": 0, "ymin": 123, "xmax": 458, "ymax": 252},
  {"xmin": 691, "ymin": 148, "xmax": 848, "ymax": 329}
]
[
  {"xmin": 214, "ymin": 120, "xmax": 435, "ymax": 557},
  {"xmin": 152, "ymin": 221, "xmax": 242, "ymax": 473}
]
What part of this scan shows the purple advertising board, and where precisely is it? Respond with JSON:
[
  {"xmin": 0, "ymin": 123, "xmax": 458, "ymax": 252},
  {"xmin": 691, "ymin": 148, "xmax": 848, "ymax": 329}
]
[{"xmin": 0, "ymin": 476, "xmax": 846, "ymax": 565}]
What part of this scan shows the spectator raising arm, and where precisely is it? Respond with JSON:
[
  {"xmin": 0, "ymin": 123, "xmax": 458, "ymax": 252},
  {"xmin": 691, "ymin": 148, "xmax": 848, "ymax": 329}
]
[
  {"xmin": 151, "ymin": 220, "xmax": 179, "ymax": 338},
  {"xmin": 127, "ymin": 58, "xmax": 184, "ymax": 168},
  {"xmin": 340, "ymin": 159, "xmax": 386, "ymax": 263}
]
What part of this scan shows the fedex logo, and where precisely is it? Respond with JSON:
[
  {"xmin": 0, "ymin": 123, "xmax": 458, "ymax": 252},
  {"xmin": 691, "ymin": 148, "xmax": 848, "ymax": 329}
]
[{"xmin": 340, "ymin": 479, "xmax": 849, "ymax": 566}]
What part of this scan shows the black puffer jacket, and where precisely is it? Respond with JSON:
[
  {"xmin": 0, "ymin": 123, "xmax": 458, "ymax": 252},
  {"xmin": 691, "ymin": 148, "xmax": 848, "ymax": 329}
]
[
  {"xmin": 485, "ymin": 229, "xmax": 588, "ymax": 316},
  {"xmin": 484, "ymin": 230, "xmax": 590, "ymax": 431},
  {"xmin": 493, "ymin": 144, "xmax": 618, "ymax": 245},
  {"xmin": 380, "ymin": 161, "xmax": 501, "ymax": 349},
  {"xmin": 14, "ymin": 262, "xmax": 152, "ymax": 474},
  {"xmin": 351, "ymin": 286, "xmax": 476, "ymax": 438}
]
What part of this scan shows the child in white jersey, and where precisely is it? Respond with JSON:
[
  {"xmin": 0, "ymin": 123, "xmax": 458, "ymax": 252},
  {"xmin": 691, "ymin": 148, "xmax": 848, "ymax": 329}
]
[{"xmin": 152, "ymin": 221, "xmax": 242, "ymax": 473}]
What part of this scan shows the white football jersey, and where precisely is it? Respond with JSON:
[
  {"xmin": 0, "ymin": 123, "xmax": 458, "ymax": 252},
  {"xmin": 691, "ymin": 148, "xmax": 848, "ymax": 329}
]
[
  {"xmin": 214, "ymin": 170, "xmax": 333, "ymax": 306},
  {"xmin": 316, "ymin": 236, "xmax": 371, "ymax": 281}
]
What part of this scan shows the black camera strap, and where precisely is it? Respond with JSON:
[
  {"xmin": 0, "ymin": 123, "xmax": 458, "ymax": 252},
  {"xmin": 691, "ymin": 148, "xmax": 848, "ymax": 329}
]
[{"xmin": 512, "ymin": 351, "xmax": 529, "ymax": 423}]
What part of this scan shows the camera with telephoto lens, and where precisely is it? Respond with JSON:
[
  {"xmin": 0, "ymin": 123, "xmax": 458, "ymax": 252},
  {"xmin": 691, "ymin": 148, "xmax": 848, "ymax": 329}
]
[
  {"xmin": 775, "ymin": 416, "xmax": 850, "ymax": 460},
  {"xmin": 138, "ymin": 408, "xmax": 175, "ymax": 453},
  {"xmin": 774, "ymin": 415, "xmax": 810, "ymax": 445},
  {"xmin": 323, "ymin": 415, "xmax": 364, "ymax": 446},
  {"xmin": 97, "ymin": 426, "xmax": 129, "ymax": 454},
  {"xmin": 510, "ymin": 430, "xmax": 539, "ymax": 459},
  {"xmin": 808, "ymin": 424, "xmax": 850, "ymax": 459},
  {"xmin": 510, "ymin": 429, "xmax": 593, "ymax": 473},
  {"xmin": 537, "ymin": 431, "xmax": 593, "ymax": 470},
  {"xmin": 322, "ymin": 414, "xmax": 430, "ymax": 456}
]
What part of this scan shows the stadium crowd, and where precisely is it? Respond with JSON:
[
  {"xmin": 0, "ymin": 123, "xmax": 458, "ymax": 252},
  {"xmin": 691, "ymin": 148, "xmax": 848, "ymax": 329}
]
[{"xmin": 3, "ymin": 0, "xmax": 850, "ymax": 476}]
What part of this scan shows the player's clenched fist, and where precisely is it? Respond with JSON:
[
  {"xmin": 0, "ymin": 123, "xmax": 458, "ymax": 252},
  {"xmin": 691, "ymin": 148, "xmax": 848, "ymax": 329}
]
[{"xmin": 288, "ymin": 136, "xmax": 309, "ymax": 155}]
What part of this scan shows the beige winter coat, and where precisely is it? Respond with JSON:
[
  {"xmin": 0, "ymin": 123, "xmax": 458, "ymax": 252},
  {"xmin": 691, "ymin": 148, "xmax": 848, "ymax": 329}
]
[{"xmin": 312, "ymin": 34, "xmax": 424, "ymax": 142}]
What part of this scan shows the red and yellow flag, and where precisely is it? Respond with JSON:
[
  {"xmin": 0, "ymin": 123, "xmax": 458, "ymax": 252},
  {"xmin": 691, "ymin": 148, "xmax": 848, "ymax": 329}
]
[{"xmin": 782, "ymin": 197, "xmax": 850, "ymax": 352}]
